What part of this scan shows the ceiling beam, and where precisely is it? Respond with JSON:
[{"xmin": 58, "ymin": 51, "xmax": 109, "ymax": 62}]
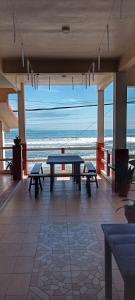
[
  {"xmin": 119, "ymin": 41, "xmax": 135, "ymax": 71},
  {"xmin": 127, "ymin": 65, "xmax": 135, "ymax": 86},
  {"xmin": 2, "ymin": 58, "xmax": 119, "ymax": 74},
  {"xmin": 98, "ymin": 74, "xmax": 113, "ymax": 90}
]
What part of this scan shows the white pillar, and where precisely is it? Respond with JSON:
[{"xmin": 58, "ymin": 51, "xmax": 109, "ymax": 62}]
[
  {"xmin": 113, "ymin": 72, "xmax": 127, "ymax": 149},
  {"xmin": 18, "ymin": 83, "xmax": 26, "ymax": 143},
  {"xmin": 97, "ymin": 89, "xmax": 104, "ymax": 143},
  {"xmin": 0, "ymin": 121, "xmax": 5, "ymax": 171}
]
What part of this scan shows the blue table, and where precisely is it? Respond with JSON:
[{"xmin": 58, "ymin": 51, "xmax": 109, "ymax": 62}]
[{"xmin": 102, "ymin": 224, "xmax": 135, "ymax": 300}]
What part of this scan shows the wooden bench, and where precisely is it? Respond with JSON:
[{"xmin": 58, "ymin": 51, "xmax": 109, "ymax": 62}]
[
  {"xmin": 28, "ymin": 170, "xmax": 97, "ymax": 198},
  {"xmin": 28, "ymin": 163, "xmax": 44, "ymax": 197},
  {"xmin": 83, "ymin": 162, "xmax": 98, "ymax": 192}
]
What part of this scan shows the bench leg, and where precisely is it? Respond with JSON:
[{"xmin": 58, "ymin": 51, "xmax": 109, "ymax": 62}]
[
  {"xmin": 95, "ymin": 176, "xmax": 98, "ymax": 188},
  {"xmin": 77, "ymin": 175, "xmax": 81, "ymax": 191},
  {"xmin": 86, "ymin": 177, "xmax": 91, "ymax": 196},
  {"xmin": 35, "ymin": 178, "xmax": 39, "ymax": 198},
  {"xmin": 73, "ymin": 163, "xmax": 78, "ymax": 183},
  {"xmin": 29, "ymin": 177, "xmax": 32, "ymax": 191},
  {"xmin": 39, "ymin": 177, "xmax": 43, "ymax": 190},
  {"xmin": 50, "ymin": 176, "xmax": 54, "ymax": 192},
  {"xmin": 41, "ymin": 166, "xmax": 44, "ymax": 181}
]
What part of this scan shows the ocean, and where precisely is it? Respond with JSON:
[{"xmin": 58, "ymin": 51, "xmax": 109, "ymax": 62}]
[{"xmin": 4, "ymin": 129, "xmax": 135, "ymax": 171}]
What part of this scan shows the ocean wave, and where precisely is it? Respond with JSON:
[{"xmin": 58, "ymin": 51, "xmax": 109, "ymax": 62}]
[{"xmin": 4, "ymin": 136, "xmax": 135, "ymax": 147}]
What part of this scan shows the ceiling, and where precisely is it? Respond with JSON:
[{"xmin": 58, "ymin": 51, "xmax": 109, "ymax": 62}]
[
  {"xmin": 0, "ymin": 0, "xmax": 135, "ymax": 88},
  {"xmin": 0, "ymin": 0, "xmax": 134, "ymax": 59},
  {"xmin": 4, "ymin": 73, "xmax": 113, "ymax": 88}
]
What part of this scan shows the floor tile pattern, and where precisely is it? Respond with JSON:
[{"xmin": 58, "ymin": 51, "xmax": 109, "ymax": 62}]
[{"xmin": 0, "ymin": 175, "xmax": 134, "ymax": 299}]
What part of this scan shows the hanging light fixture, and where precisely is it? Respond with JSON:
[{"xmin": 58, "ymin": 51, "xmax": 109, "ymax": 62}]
[
  {"xmin": 21, "ymin": 42, "xmax": 25, "ymax": 68},
  {"xmin": 34, "ymin": 74, "xmax": 36, "ymax": 89},
  {"xmin": 62, "ymin": 25, "xmax": 70, "ymax": 34},
  {"xmin": 92, "ymin": 62, "xmax": 95, "ymax": 82},
  {"xmin": 106, "ymin": 24, "xmax": 110, "ymax": 53},
  {"xmin": 49, "ymin": 76, "xmax": 51, "ymax": 90},
  {"xmin": 85, "ymin": 74, "xmax": 87, "ymax": 89},
  {"xmin": 31, "ymin": 68, "xmax": 34, "ymax": 87},
  {"xmin": 72, "ymin": 76, "xmax": 74, "ymax": 90},
  {"xmin": 81, "ymin": 73, "xmax": 84, "ymax": 86},
  {"xmin": 27, "ymin": 58, "xmax": 30, "ymax": 80},
  {"xmin": 15, "ymin": 75, "xmax": 18, "ymax": 92},
  {"xmin": 98, "ymin": 47, "xmax": 101, "ymax": 71},
  {"xmin": 88, "ymin": 69, "xmax": 91, "ymax": 86}
]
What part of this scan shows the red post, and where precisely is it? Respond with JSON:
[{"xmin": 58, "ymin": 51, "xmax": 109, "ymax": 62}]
[
  {"xmin": 61, "ymin": 147, "xmax": 65, "ymax": 171},
  {"xmin": 21, "ymin": 143, "xmax": 28, "ymax": 175},
  {"xmin": 96, "ymin": 142, "xmax": 104, "ymax": 174},
  {"xmin": 107, "ymin": 151, "xmax": 110, "ymax": 177}
]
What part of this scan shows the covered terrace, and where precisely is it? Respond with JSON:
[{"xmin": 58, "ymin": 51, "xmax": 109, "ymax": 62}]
[{"xmin": 0, "ymin": 0, "xmax": 135, "ymax": 298}]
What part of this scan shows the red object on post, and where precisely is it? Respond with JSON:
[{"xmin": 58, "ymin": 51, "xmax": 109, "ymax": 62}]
[
  {"xmin": 61, "ymin": 147, "xmax": 65, "ymax": 171},
  {"xmin": 21, "ymin": 143, "xmax": 28, "ymax": 175},
  {"xmin": 107, "ymin": 151, "xmax": 110, "ymax": 177},
  {"xmin": 12, "ymin": 144, "xmax": 23, "ymax": 180},
  {"xmin": 96, "ymin": 142, "xmax": 104, "ymax": 174}
]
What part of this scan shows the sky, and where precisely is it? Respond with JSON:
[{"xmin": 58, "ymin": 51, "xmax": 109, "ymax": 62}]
[{"xmin": 8, "ymin": 83, "xmax": 135, "ymax": 131}]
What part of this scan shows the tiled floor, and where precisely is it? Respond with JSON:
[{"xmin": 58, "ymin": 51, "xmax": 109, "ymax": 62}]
[
  {"xmin": 0, "ymin": 175, "xmax": 18, "ymax": 208},
  {"xmin": 0, "ymin": 175, "xmax": 14, "ymax": 195},
  {"xmin": 0, "ymin": 175, "xmax": 135, "ymax": 299}
]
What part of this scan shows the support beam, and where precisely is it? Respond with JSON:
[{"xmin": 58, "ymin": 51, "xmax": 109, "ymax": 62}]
[
  {"xmin": 127, "ymin": 65, "xmax": 135, "ymax": 86},
  {"xmin": 18, "ymin": 83, "xmax": 27, "ymax": 175},
  {"xmin": 2, "ymin": 58, "xmax": 119, "ymax": 74},
  {"xmin": 96, "ymin": 89, "xmax": 104, "ymax": 174},
  {"xmin": 0, "ymin": 121, "xmax": 5, "ymax": 171},
  {"xmin": 113, "ymin": 72, "xmax": 127, "ymax": 149},
  {"xmin": 98, "ymin": 74, "xmax": 113, "ymax": 90},
  {"xmin": 119, "ymin": 41, "xmax": 135, "ymax": 71},
  {"xmin": 0, "ymin": 88, "xmax": 16, "ymax": 103},
  {"xmin": 112, "ymin": 71, "xmax": 128, "ymax": 195},
  {"xmin": 18, "ymin": 83, "xmax": 26, "ymax": 144}
]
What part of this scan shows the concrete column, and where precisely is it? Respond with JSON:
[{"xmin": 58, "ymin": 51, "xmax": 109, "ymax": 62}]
[
  {"xmin": 18, "ymin": 83, "xmax": 26, "ymax": 143},
  {"xmin": 112, "ymin": 71, "xmax": 128, "ymax": 195},
  {"xmin": 96, "ymin": 89, "xmax": 104, "ymax": 174},
  {"xmin": 97, "ymin": 89, "xmax": 104, "ymax": 143},
  {"xmin": 0, "ymin": 121, "xmax": 5, "ymax": 171},
  {"xmin": 113, "ymin": 72, "xmax": 127, "ymax": 149},
  {"xmin": 18, "ymin": 83, "xmax": 27, "ymax": 175}
]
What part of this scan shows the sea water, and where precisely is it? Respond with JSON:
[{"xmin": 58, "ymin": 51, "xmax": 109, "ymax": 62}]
[{"xmin": 4, "ymin": 129, "xmax": 135, "ymax": 170}]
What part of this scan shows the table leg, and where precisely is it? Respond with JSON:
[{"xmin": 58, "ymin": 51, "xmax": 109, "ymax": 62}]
[
  {"xmin": 50, "ymin": 164, "xmax": 54, "ymax": 192},
  {"xmin": 86, "ymin": 177, "xmax": 91, "ymax": 196},
  {"xmin": 124, "ymin": 281, "xmax": 135, "ymax": 300},
  {"xmin": 78, "ymin": 164, "xmax": 81, "ymax": 191},
  {"xmin": 72, "ymin": 164, "xmax": 76, "ymax": 182},
  {"xmin": 35, "ymin": 177, "xmax": 39, "ymax": 198},
  {"xmin": 75, "ymin": 163, "xmax": 81, "ymax": 190},
  {"xmin": 105, "ymin": 237, "xmax": 112, "ymax": 300}
]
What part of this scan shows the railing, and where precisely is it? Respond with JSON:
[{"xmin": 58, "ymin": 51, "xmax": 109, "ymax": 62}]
[
  {"xmin": 0, "ymin": 146, "xmax": 13, "ymax": 173},
  {"xmin": 0, "ymin": 145, "xmax": 134, "ymax": 179},
  {"xmin": 26, "ymin": 146, "xmax": 97, "ymax": 171},
  {"xmin": 0, "ymin": 145, "xmax": 97, "ymax": 173},
  {"xmin": 101, "ymin": 147, "xmax": 112, "ymax": 181}
]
